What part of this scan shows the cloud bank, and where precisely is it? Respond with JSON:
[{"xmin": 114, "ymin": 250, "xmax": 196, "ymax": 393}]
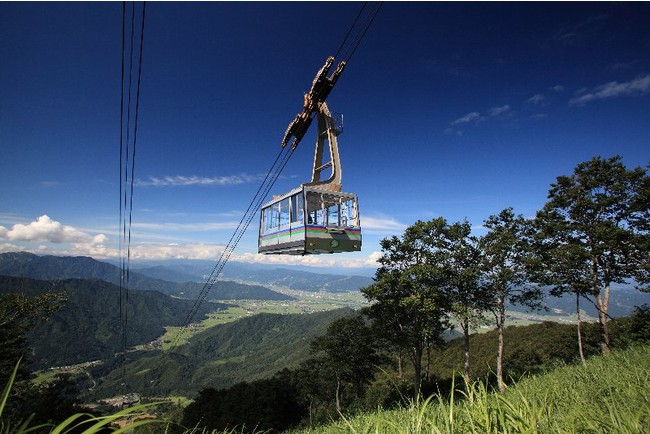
[{"xmin": 4, "ymin": 215, "xmax": 105, "ymax": 244}]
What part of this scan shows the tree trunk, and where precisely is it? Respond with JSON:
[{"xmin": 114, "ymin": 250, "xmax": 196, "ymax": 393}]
[
  {"xmin": 597, "ymin": 284, "xmax": 612, "ymax": 354},
  {"xmin": 425, "ymin": 341, "xmax": 431, "ymax": 382},
  {"xmin": 576, "ymin": 292, "xmax": 586, "ymax": 367},
  {"xmin": 463, "ymin": 317, "xmax": 471, "ymax": 383},
  {"xmin": 496, "ymin": 295, "xmax": 506, "ymax": 393},
  {"xmin": 335, "ymin": 375, "xmax": 342, "ymax": 413},
  {"xmin": 411, "ymin": 345, "xmax": 423, "ymax": 400},
  {"xmin": 397, "ymin": 352, "xmax": 403, "ymax": 378}
]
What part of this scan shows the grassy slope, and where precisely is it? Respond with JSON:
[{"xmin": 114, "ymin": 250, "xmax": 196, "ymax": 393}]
[{"xmin": 294, "ymin": 345, "xmax": 650, "ymax": 434}]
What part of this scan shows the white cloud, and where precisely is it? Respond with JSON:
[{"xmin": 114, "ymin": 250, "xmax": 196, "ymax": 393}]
[
  {"xmin": 0, "ymin": 226, "xmax": 7, "ymax": 238},
  {"xmin": 136, "ymin": 174, "xmax": 263, "ymax": 187},
  {"xmin": 5, "ymin": 215, "xmax": 104, "ymax": 244},
  {"xmin": 232, "ymin": 251, "xmax": 380, "ymax": 270},
  {"xmin": 361, "ymin": 216, "xmax": 407, "ymax": 235},
  {"xmin": 451, "ymin": 112, "xmax": 481, "ymax": 125},
  {"xmin": 0, "ymin": 242, "xmax": 21, "ymax": 253},
  {"xmin": 550, "ymin": 85, "xmax": 564, "ymax": 92},
  {"xmin": 487, "ymin": 105, "xmax": 511, "ymax": 117},
  {"xmin": 569, "ymin": 74, "xmax": 650, "ymax": 105},
  {"xmin": 526, "ymin": 94, "xmax": 546, "ymax": 105},
  {"xmin": 126, "ymin": 243, "xmax": 226, "ymax": 260},
  {"xmin": 448, "ymin": 105, "xmax": 511, "ymax": 134}
]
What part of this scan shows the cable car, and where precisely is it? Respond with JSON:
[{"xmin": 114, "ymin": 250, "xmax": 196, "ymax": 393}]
[
  {"xmin": 259, "ymin": 57, "xmax": 361, "ymax": 255},
  {"xmin": 259, "ymin": 185, "xmax": 361, "ymax": 255}
]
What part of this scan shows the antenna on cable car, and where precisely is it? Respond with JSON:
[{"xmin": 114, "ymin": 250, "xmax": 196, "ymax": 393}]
[{"xmin": 259, "ymin": 56, "xmax": 362, "ymax": 255}]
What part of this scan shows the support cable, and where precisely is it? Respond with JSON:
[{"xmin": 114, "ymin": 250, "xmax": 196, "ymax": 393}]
[
  {"xmin": 118, "ymin": 0, "xmax": 146, "ymax": 383},
  {"xmin": 337, "ymin": 2, "xmax": 383, "ymax": 64}
]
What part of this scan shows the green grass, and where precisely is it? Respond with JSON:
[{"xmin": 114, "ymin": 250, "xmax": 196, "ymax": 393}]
[{"xmin": 291, "ymin": 345, "xmax": 650, "ymax": 434}]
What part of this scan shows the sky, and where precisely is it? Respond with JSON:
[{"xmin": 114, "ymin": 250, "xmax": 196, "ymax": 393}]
[{"xmin": 1, "ymin": 2, "xmax": 649, "ymax": 275}]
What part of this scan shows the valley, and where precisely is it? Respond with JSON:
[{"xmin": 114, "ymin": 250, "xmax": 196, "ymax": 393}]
[{"xmin": 3, "ymin": 252, "xmax": 649, "ymax": 408}]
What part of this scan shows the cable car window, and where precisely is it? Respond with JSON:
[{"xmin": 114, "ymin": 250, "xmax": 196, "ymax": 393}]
[
  {"xmin": 269, "ymin": 203, "xmax": 280, "ymax": 231},
  {"xmin": 290, "ymin": 193, "xmax": 304, "ymax": 224},
  {"xmin": 341, "ymin": 198, "xmax": 357, "ymax": 227},
  {"xmin": 326, "ymin": 202, "xmax": 340, "ymax": 226},
  {"xmin": 305, "ymin": 191, "xmax": 321, "ymax": 225},
  {"xmin": 261, "ymin": 208, "xmax": 269, "ymax": 234},
  {"xmin": 279, "ymin": 197, "xmax": 290, "ymax": 226}
]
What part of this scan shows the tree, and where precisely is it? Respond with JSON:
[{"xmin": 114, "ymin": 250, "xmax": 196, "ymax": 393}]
[
  {"xmin": 0, "ymin": 290, "xmax": 66, "ymax": 383},
  {"xmin": 535, "ymin": 156, "xmax": 649, "ymax": 355},
  {"xmin": 361, "ymin": 218, "xmax": 451, "ymax": 398},
  {"xmin": 181, "ymin": 370, "xmax": 304, "ymax": 433},
  {"xmin": 0, "ymin": 287, "xmax": 66, "ymax": 424},
  {"xmin": 443, "ymin": 220, "xmax": 490, "ymax": 383},
  {"xmin": 532, "ymin": 215, "xmax": 594, "ymax": 365},
  {"xmin": 480, "ymin": 208, "xmax": 542, "ymax": 393},
  {"xmin": 308, "ymin": 315, "xmax": 381, "ymax": 413}
]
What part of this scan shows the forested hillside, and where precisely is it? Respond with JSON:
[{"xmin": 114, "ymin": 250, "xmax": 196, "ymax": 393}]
[
  {"xmin": 0, "ymin": 275, "xmax": 224, "ymax": 368},
  {"xmin": 0, "ymin": 252, "xmax": 294, "ymax": 301},
  {"xmin": 87, "ymin": 307, "xmax": 356, "ymax": 398}
]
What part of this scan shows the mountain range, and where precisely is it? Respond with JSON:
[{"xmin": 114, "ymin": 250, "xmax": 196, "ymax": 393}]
[
  {"xmin": 130, "ymin": 259, "xmax": 376, "ymax": 292},
  {"xmin": 0, "ymin": 252, "xmax": 293, "ymax": 301}
]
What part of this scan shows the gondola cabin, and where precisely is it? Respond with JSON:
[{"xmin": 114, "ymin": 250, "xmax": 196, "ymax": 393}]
[
  {"xmin": 259, "ymin": 56, "xmax": 361, "ymax": 255},
  {"xmin": 259, "ymin": 186, "xmax": 361, "ymax": 254}
]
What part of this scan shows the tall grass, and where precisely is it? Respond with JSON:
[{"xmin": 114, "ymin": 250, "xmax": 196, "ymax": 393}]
[{"xmin": 293, "ymin": 345, "xmax": 650, "ymax": 434}]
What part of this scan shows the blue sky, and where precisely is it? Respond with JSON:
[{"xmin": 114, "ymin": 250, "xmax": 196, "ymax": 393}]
[{"xmin": 1, "ymin": 2, "xmax": 649, "ymax": 274}]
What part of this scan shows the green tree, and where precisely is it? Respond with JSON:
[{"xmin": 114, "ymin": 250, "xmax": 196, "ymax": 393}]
[
  {"xmin": 532, "ymin": 215, "xmax": 594, "ymax": 365},
  {"xmin": 480, "ymin": 208, "xmax": 542, "ymax": 392},
  {"xmin": 0, "ymin": 287, "xmax": 66, "ymax": 425},
  {"xmin": 443, "ymin": 220, "xmax": 489, "ymax": 383},
  {"xmin": 181, "ymin": 370, "xmax": 304, "ymax": 434},
  {"xmin": 309, "ymin": 315, "xmax": 381, "ymax": 413},
  {"xmin": 535, "ymin": 156, "xmax": 649, "ymax": 355},
  {"xmin": 362, "ymin": 218, "xmax": 451, "ymax": 398}
]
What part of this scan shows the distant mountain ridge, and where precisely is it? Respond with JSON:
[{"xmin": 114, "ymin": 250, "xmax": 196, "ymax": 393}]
[
  {"xmin": 0, "ymin": 275, "xmax": 224, "ymax": 368},
  {"xmin": 132, "ymin": 259, "xmax": 375, "ymax": 292},
  {"xmin": 0, "ymin": 252, "xmax": 293, "ymax": 301}
]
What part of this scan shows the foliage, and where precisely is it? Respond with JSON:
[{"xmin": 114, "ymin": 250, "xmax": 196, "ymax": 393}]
[
  {"xmin": 0, "ymin": 288, "xmax": 67, "ymax": 426},
  {"xmin": 440, "ymin": 220, "xmax": 488, "ymax": 382},
  {"xmin": 0, "ymin": 288, "xmax": 66, "ymax": 385},
  {"xmin": 612, "ymin": 304, "xmax": 650, "ymax": 347},
  {"xmin": 307, "ymin": 315, "xmax": 383, "ymax": 412},
  {"xmin": 534, "ymin": 155, "xmax": 649, "ymax": 353},
  {"xmin": 180, "ymin": 370, "xmax": 304, "ymax": 434},
  {"xmin": 362, "ymin": 218, "xmax": 452, "ymax": 398},
  {"xmin": 480, "ymin": 208, "xmax": 541, "ymax": 392}
]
